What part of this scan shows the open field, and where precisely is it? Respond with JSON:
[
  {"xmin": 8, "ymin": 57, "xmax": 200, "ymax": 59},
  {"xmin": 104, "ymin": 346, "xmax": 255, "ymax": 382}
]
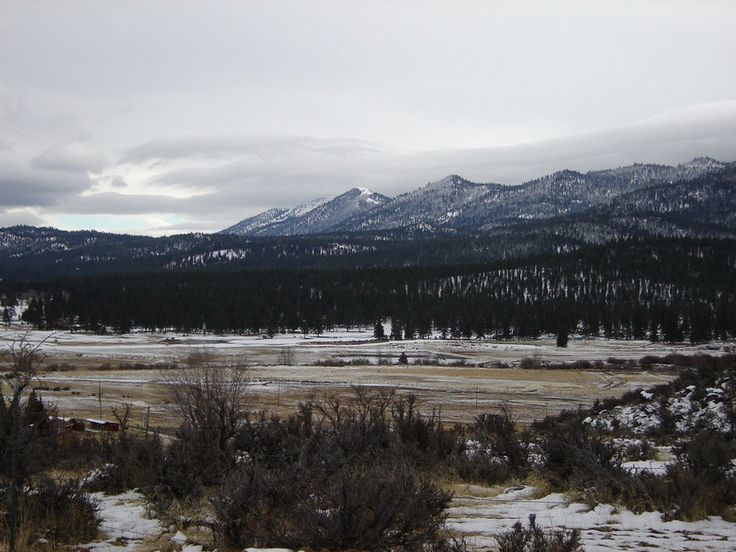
[
  {"xmin": 2, "ymin": 326, "xmax": 730, "ymax": 431},
  {"xmin": 3, "ymin": 326, "xmax": 734, "ymax": 551}
]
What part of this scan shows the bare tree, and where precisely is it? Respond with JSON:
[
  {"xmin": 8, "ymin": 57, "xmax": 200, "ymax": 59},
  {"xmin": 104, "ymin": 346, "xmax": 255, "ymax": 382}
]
[
  {"xmin": 1, "ymin": 334, "xmax": 48, "ymax": 552},
  {"xmin": 169, "ymin": 350, "xmax": 249, "ymax": 455},
  {"xmin": 111, "ymin": 402, "xmax": 132, "ymax": 433}
]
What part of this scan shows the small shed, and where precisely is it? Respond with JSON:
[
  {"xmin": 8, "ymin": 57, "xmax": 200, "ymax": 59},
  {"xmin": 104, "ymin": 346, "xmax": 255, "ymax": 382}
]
[
  {"xmin": 85, "ymin": 418, "xmax": 120, "ymax": 432},
  {"xmin": 46, "ymin": 417, "xmax": 86, "ymax": 436},
  {"xmin": 63, "ymin": 417, "xmax": 86, "ymax": 432}
]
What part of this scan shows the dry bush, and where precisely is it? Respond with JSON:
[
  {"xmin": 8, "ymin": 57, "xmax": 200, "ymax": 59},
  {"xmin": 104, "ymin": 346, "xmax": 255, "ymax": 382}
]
[
  {"xmin": 167, "ymin": 351, "xmax": 249, "ymax": 480},
  {"xmin": 458, "ymin": 407, "xmax": 530, "ymax": 484},
  {"xmin": 213, "ymin": 390, "xmax": 465, "ymax": 551},
  {"xmin": 0, "ymin": 478, "xmax": 99, "ymax": 548},
  {"xmin": 495, "ymin": 515, "xmax": 583, "ymax": 552},
  {"xmin": 315, "ymin": 358, "xmax": 347, "ymax": 366},
  {"xmin": 535, "ymin": 411, "xmax": 622, "ymax": 496},
  {"xmin": 212, "ymin": 461, "xmax": 451, "ymax": 551},
  {"xmin": 80, "ymin": 434, "xmax": 164, "ymax": 494}
]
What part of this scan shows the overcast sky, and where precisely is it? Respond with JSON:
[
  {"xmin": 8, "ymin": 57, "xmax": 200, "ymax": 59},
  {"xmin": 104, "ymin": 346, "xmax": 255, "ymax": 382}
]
[{"xmin": 1, "ymin": 0, "xmax": 735, "ymax": 235}]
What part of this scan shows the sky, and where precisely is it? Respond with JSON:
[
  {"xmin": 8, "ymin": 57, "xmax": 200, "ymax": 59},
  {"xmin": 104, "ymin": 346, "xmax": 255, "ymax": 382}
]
[{"xmin": 1, "ymin": 0, "xmax": 735, "ymax": 235}]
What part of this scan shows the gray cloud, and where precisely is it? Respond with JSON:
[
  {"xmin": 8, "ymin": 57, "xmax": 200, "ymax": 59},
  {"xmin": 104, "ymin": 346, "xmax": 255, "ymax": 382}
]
[
  {"xmin": 0, "ymin": 209, "xmax": 47, "ymax": 227},
  {"xmin": 0, "ymin": 158, "xmax": 94, "ymax": 209},
  {"xmin": 122, "ymin": 135, "xmax": 385, "ymax": 165},
  {"xmin": 55, "ymin": 192, "xmax": 200, "ymax": 215},
  {"xmin": 32, "ymin": 141, "xmax": 107, "ymax": 174},
  {"xmin": 110, "ymin": 176, "xmax": 127, "ymax": 188}
]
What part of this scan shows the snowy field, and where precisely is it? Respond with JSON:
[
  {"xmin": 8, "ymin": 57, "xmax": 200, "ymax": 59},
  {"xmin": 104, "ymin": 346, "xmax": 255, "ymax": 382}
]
[
  {"xmin": 448, "ymin": 485, "xmax": 735, "ymax": 551},
  {"xmin": 82, "ymin": 486, "xmax": 735, "ymax": 552},
  {"xmin": 0, "ymin": 326, "xmax": 729, "ymax": 365},
  {"xmin": 2, "ymin": 326, "xmax": 731, "ymax": 426}
]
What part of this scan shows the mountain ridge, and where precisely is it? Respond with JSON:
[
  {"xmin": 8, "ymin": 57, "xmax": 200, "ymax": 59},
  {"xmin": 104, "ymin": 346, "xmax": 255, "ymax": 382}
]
[
  {"xmin": 1, "ymin": 158, "xmax": 734, "ymax": 279},
  {"xmin": 221, "ymin": 157, "xmax": 728, "ymax": 236}
]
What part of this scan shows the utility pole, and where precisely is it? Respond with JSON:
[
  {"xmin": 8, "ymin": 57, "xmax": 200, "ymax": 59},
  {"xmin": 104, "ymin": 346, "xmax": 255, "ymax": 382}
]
[
  {"xmin": 98, "ymin": 381, "xmax": 102, "ymax": 419},
  {"xmin": 144, "ymin": 405, "xmax": 151, "ymax": 438}
]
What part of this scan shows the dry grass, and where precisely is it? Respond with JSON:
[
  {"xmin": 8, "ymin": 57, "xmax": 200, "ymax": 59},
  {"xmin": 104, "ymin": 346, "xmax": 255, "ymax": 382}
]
[{"xmin": 34, "ymin": 353, "xmax": 676, "ymax": 431}]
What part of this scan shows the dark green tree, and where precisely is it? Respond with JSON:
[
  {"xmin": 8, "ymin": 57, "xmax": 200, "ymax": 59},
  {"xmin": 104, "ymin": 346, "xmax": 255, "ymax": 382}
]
[{"xmin": 373, "ymin": 321, "xmax": 386, "ymax": 340}]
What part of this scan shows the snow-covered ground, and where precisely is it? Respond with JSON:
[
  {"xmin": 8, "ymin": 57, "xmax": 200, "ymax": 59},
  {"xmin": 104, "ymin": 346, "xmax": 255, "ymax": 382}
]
[
  {"xmin": 447, "ymin": 486, "xmax": 736, "ymax": 551},
  {"xmin": 76, "ymin": 486, "xmax": 736, "ymax": 552},
  {"xmin": 586, "ymin": 375, "xmax": 734, "ymax": 435},
  {"xmin": 79, "ymin": 491, "xmax": 163, "ymax": 552},
  {"xmin": 1, "ymin": 326, "xmax": 731, "ymax": 367}
]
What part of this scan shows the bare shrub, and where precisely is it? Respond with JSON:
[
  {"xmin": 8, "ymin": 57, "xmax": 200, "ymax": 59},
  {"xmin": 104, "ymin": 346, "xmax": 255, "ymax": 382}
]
[
  {"xmin": 80, "ymin": 434, "xmax": 165, "ymax": 494},
  {"xmin": 46, "ymin": 362, "xmax": 75, "ymax": 372},
  {"xmin": 520, "ymin": 355, "xmax": 543, "ymax": 370},
  {"xmin": 217, "ymin": 390, "xmax": 461, "ymax": 551},
  {"xmin": 169, "ymin": 351, "xmax": 249, "ymax": 455},
  {"xmin": 0, "ymin": 477, "xmax": 99, "ymax": 547},
  {"xmin": 212, "ymin": 461, "xmax": 451, "ymax": 551},
  {"xmin": 459, "ymin": 406, "xmax": 530, "ymax": 484},
  {"xmin": 391, "ymin": 394, "xmax": 463, "ymax": 465},
  {"xmin": 495, "ymin": 515, "xmax": 583, "ymax": 552},
  {"xmin": 0, "ymin": 334, "xmax": 52, "ymax": 551},
  {"xmin": 315, "ymin": 357, "xmax": 346, "ymax": 366},
  {"xmin": 665, "ymin": 432, "xmax": 736, "ymax": 519},
  {"xmin": 535, "ymin": 411, "xmax": 622, "ymax": 497},
  {"xmin": 158, "ymin": 351, "xmax": 249, "ymax": 495}
]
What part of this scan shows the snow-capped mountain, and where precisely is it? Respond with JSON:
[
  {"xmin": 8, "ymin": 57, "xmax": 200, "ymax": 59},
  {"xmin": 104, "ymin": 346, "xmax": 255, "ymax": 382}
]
[
  {"xmin": 221, "ymin": 197, "xmax": 329, "ymax": 235},
  {"xmin": 446, "ymin": 158, "xmax": 729, "ymax": 229},
  {"xmin": 334, "ymin": 175, "xmax": 503, "ymax": 232},
  {"xmin": 222, "ymin": 188, "xmax": 390, "ymax": 236},
  {"xmin": 221, "ymin": 158, "xmax": 729, "ymax": 236}
]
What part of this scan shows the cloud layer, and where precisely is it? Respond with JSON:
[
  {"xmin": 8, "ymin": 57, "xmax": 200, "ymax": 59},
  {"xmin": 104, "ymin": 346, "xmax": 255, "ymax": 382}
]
[{"xmin": 0, "ymin": 1, "xmax": 734, "ymax": 235}]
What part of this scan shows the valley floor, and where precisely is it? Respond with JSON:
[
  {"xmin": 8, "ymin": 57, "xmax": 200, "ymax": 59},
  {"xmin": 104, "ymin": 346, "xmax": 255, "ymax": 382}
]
[
  {"xmin": 1, "ymin": 326, "xmax": 722, "ymax": 426},
  {"xmin": 3, "ymin": 326, "xmax": 734, "ymax": 551}
]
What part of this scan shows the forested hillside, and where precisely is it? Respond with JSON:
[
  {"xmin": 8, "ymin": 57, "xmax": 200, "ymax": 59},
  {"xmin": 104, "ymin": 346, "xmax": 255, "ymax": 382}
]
[{"xmin": 3, "ymin": 238, "xmax": 735, "ymax": 341}]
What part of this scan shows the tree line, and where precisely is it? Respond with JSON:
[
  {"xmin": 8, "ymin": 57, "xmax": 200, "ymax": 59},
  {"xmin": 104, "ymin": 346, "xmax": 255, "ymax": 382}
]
[{"xmin": 2, "ymin": 238, "xmax": 735, "ymax": 343}]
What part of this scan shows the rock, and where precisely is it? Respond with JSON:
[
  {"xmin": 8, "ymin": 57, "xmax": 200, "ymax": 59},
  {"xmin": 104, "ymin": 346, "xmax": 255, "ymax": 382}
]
[{"xmin": 171, "ymin": 530, "xmax": 188, "ymax": 545}]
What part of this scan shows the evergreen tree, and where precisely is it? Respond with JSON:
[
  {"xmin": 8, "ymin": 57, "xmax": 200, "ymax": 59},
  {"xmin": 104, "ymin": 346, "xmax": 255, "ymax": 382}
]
[
  {"xmin": 404, "ymin": 321, "xmax": 415, "ymax": 340},
  {"xmin": 556, "ymin": 326, "xmax": 569, "ymax": 348},
  {"xmin": 648, "ymin": 318, "xmax": 659, "ymax": 343},
  {"xmin": 373, "ymin": 321, "xmax": 386, "ymax": 340}
]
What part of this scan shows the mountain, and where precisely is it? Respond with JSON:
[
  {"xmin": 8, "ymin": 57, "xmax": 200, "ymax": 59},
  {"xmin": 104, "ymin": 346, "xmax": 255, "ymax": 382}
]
[
  {"xmin": 422, "ymin": 157, "xmax": 728, "ymax": 229},
  {"xmin": 0, "ymin": 159, "xmax": 734, "ymax": 279},
  {"xmin": 221, "ymin": 188, "xmax": 390, "ymax": 236},
  {"xmin": 221, "ymin": 197, "xmax": 329, "ymax": 235},
  {"xmin": 221, "ymin": 157, "xmax": 728, "ymax": 236},
  {"xmin": 334, "ymin": 175, "xmax": 503, "ymax": 232}
]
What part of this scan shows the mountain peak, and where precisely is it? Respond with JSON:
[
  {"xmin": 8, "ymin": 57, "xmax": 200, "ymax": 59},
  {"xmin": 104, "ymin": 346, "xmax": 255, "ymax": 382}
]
[
  {"xmin": 680, "ymin": 156, "xmax": 723, "ymax": 169},
  {"xmin": 424, "ymin": 174, "xmax": 471, "ymax": 191}
]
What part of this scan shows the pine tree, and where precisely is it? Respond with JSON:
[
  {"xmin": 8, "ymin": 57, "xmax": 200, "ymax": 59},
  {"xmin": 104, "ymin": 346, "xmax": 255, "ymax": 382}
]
[
  {"xmin": 648, "ymin": 318, "xmax": 659, "ymax": 343},
  {"xmin": 404, "ymin": 321, "xmax": 415, "ymax": 340},
  {"xmin": 373, "ymin": 321, "xmax": 386, "ymax": 340},
  {"xmin": 556, "ymin": 326, "xmax": 569, "ymax": 348}
]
